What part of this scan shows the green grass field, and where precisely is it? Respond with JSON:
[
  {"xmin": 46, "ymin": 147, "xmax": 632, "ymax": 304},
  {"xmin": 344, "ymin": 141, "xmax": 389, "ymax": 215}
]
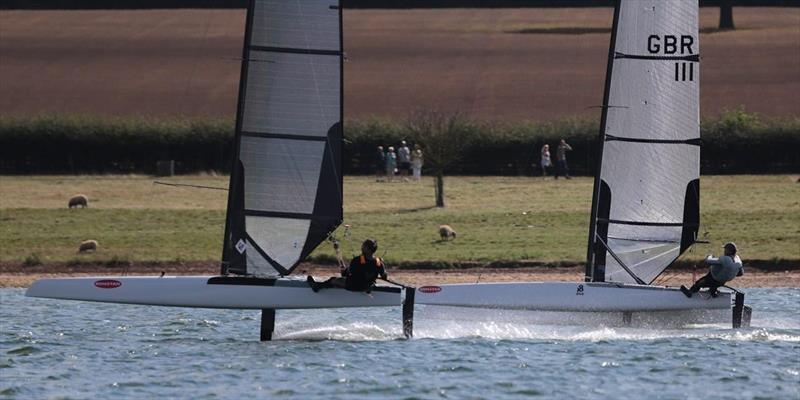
[{"xmin": 1, "ymin": 175, "xmax": 798, "ymax": 266}]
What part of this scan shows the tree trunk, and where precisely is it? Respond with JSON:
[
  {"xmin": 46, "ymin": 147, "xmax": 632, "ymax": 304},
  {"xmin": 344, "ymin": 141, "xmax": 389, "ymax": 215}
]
[
  {"xmin": 719, "ymin": 2, "xmax": 735, "ymax": 30},
  {"xmin": 435, "ymin": 172, "xmax": 445, "ymax": 208}
]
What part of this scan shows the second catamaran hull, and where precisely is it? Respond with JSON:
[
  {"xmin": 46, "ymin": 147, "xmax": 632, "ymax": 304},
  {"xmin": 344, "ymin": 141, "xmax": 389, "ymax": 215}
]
[
  {"xmin": 414, "ymin": 282, "xmax": 730, "ymax": 312},
  {"xmin": 25, "ymin": 276, "xmax": 402, "ymax": 309}
]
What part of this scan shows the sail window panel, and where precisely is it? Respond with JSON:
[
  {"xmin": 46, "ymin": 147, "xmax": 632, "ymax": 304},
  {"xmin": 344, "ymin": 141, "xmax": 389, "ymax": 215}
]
[
  {"xmin": 607, "ymin": 225, "xmax": 683, "ymax": 249},
  {"xmin": 604, "ymin": 239, "xmax": 681, "ymax": 284},
  {"xmin": 240, "ymin": 137, "xmax": 324, "ymax": 214},
  {"xmin": 605, "ymin": 58, "xmax": 699, "ymax": 141},
  {"xmin": 600, "ymin": 141, "xmax": 699, "ymax": 225},
  {"xmin": 245, "ymin": 238, "xmax": 273, "ymax": 276},
  {"xmin": 242, "ymin": 51, "xmax": 339, "ymax": 136},
  {"xmin": 246, "ymin": 216, "xmax": 310, "ymax": 273},
  {"xmin": 251, "ymin": 0, "xmax": 340, "ymax": 51}
]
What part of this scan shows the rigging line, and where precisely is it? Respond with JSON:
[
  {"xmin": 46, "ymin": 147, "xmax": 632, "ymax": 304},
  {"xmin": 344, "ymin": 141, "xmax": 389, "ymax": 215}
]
[
  {"xmin": 379, "ymin": 277, "xmax": 414, "ymax": 290},
  {"xmin": 153, "ymin": 181, "xmax": 228, "ymax": 191},
  {"xmin": 594, "ymin": 233, "xmax": 646, "ymax": 285}
]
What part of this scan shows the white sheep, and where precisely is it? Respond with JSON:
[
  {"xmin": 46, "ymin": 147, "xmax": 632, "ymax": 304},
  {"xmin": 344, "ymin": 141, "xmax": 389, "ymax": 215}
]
[
  {"xmin": 439, "ymin": 225, "xmax": 456, "ymax": 241},
  {"xmin": 68, "ymin": 194, "xmax": 88, "ymax": 208},
  {"xmin": 78, "ymin": 240, "xmax": 98, "ymax": 253}
]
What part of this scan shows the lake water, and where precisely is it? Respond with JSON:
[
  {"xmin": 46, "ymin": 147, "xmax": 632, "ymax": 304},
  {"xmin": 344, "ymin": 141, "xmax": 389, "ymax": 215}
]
[{"xmin": 1, "ymin": 288, "xmax": 798, "ymax": 399}]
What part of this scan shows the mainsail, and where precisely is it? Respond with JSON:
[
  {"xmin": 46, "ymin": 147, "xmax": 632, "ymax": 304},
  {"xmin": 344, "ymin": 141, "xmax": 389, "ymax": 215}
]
[
  {"xmin": 222, "ymin": 0, "xmax": 344, "ymax": 276},
  {"xmin": 586, "ymin": 0, "xmax": 700, "ymax": 284}
]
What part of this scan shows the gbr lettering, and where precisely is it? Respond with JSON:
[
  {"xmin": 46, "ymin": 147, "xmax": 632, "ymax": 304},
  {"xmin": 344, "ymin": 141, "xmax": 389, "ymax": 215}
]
[{"xmin": 647, "ymin": 34, "xmax": 695, "ymax": 82}]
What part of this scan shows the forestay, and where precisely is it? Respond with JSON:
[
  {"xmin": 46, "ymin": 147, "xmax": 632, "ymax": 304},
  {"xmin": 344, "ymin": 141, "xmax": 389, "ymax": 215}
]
[
  {"xmin": 222, "ymin": 0, "xmax": 344, "ymax": 276},
  {"xmin": 586, "ymin": 0, "xmax": 700, "ymax": 284}
]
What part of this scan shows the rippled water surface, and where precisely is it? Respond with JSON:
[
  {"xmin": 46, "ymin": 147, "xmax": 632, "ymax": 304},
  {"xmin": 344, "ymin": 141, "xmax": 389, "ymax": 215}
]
[{"xmin": 2, "ymin": 288, "xmax": 799, "ymax": 399}]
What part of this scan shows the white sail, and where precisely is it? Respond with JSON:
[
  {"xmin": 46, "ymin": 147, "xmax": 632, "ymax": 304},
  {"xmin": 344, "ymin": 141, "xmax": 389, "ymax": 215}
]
[
  {"xmin": 222, "ymin": 0, "xmax": 343, "ymax": 276},
  {"xmin": 587, "ymin": 0, "xmax": 700, "ymax": 284}
]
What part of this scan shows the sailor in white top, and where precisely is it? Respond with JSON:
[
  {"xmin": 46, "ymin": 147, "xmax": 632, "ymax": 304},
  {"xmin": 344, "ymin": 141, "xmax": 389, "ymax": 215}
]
[{"xmin": 681, "ymin": 242, "xmax": 744, "ymax": 298}]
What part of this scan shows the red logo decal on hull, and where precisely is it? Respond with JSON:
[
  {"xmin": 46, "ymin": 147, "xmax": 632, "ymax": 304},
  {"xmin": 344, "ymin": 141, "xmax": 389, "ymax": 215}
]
[
  {"xmin": 94, "ymin": 280, "xmax": 122, "ymax": 289},
  {"xmin": 419, "ymin": 286, "xmax": 442, "ymax": 294}
]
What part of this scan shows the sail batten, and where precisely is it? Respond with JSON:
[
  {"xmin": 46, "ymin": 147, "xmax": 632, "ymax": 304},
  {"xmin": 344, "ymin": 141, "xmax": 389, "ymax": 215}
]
[
  {"xmin": 222, "ymin": 0, "xmax": 343, "ymax": 277},
  {"xmin": 587, "ymin": 0, "xmax": 700, "ymax": 285}
]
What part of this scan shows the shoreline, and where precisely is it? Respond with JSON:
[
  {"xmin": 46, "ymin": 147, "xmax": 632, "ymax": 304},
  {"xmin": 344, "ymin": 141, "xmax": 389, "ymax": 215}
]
[{"xmin": 2, "ymin": 262, "xmax": 797, "ymax": 288}]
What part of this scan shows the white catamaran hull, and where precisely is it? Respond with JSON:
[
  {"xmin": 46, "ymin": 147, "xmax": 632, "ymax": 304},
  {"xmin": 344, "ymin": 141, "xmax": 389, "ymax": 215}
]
[
  {"xmin": 414, "ymin": 282, "xmax": 730, "ymax": 312},
  {"xmin": 25, "ymin": 276, "xmax": 402, "ymax": 309}
]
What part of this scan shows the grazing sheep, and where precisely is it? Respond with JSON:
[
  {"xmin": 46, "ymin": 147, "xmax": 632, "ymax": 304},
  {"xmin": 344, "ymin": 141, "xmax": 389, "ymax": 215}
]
[
  {"xmin": 68, "ymin": 194, "xmax": 88, "ymax": 208},
  {"xmin": 78, "ymin": 240, "xmax": 98, "ymax": 253},
  {"xmin": 439, "ymin": 225, "xmax": 456, "ymax": 241}
]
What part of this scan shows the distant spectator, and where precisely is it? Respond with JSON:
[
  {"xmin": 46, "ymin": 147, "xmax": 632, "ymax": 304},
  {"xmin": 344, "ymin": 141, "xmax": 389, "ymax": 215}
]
[
  {"xmin": 385, "ymin": 146, "xmax": 397, "ymax": 182},
  {"xmin": 397, "ymin": 140, "xmax": 411, "ymax": 181},
  {"xmin": 375, "ymin": 145, "xmax": 386, "ymax": 182},
  {"xmin": 540, "ymin": 144, "xmax": 551, "ymax": 177},
  {"xmin": 555, "ymin": 139, "xmax": 573, "ymax": 180},
  {"xmin": 411, "ymin": 144, "xmax": 424, "ymax": 182}
]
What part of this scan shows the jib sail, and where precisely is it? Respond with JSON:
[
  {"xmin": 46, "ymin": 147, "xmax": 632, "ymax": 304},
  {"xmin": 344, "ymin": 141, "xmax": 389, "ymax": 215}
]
[
  {"xmin": 222, "ymin": 0, "xmax": 343, "ymax": 276},
  {"xmin": 586, "ymin": 0, "xmax": 700, "ymax": 284}
]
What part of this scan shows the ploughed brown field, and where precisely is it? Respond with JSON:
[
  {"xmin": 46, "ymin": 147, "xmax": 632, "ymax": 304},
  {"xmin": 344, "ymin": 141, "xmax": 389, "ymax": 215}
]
[{"xmin": 1, "ymin": 8, "xmax": 798, "ymax": 121}]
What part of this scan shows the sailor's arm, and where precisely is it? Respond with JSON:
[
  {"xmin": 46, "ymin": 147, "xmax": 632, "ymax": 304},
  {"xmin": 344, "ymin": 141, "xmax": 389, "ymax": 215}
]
[
  {"xmin": 377, "ymin": 258, "xmax": 388, "ymax": 280},
  {"xmin": 705, "ymin": 255, "xmax": 721, "ymax": 265}
]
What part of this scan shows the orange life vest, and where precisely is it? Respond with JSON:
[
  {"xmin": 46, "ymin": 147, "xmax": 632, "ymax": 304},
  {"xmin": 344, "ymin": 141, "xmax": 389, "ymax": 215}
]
[{"xmin": 359, "ymin": 255, "xmax": 382, "ymax": 267}]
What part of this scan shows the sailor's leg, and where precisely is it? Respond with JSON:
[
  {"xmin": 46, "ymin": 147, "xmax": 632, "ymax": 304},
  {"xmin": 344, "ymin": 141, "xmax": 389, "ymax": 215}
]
[
  {"xmin": 689, "ymin": 274, "xmax": 712, "ymax": 293},
  {"xmin": 708, "ymin": 278, "xmax": 724, "ymax": 297},
  {"xmin": 320, "ymin": 277, "xmax": 347, "ymax": 289}
]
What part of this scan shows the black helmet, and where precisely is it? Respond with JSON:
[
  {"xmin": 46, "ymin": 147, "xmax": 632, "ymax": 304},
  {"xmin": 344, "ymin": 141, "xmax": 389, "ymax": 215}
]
[{"xmin": 362, "ymin": 239, "xmax": 378, "ymax": 253}]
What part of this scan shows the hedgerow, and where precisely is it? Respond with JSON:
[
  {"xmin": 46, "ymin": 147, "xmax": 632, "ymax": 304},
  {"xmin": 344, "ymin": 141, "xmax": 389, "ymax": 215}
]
[{"xmin": 1, "ymin": 109, "xmax": 797, "ymax": 174}]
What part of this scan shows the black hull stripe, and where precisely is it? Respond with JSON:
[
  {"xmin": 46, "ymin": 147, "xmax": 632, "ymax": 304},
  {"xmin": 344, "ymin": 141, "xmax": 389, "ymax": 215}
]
[
  {"xmin": 605, "ymin": 134, "xmax": 702, "ymax": 146},
  {"xmin": 242, "ymin": 131, "xmax": 328, "ymax": 142},
  {"xmin": 207, "ymin": 276, "xmax": 401, "ymax": 293},
  {"xmin": 598, "ymin": 218, "xmax": 699, "ymax": 227},
  {"xmin": 250, "ymin": 45, "xmax": 341, "ymax": 56},
  {"xmin": 614, "ymin": 52, "xmax": 699, "ymax": 62},
  {"xmin": 208, "ymin": 276, "xmax": 277, "ymax": 286}
]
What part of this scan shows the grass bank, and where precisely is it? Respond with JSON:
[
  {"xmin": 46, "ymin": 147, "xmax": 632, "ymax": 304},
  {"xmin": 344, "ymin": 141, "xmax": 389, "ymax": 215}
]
[{"xmin": 1, "ymin": 175, "xmax": 798, "ymax": 267}]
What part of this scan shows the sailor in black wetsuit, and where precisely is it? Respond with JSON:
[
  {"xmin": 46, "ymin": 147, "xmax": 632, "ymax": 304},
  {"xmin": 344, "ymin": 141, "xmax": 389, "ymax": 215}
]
[{"xmin": 307, "ymin": 239, "xmax": 387, "ymax": 293}]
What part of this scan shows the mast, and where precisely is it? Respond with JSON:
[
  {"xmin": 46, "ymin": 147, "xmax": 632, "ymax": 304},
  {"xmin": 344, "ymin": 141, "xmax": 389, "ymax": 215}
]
[
  {"xmin": 221, "ymin": 0, "xmax": 256, "ymax": 275},
  {"xmin": 585, "ymin": 0, "xmax": 621, "ymax": 283}
]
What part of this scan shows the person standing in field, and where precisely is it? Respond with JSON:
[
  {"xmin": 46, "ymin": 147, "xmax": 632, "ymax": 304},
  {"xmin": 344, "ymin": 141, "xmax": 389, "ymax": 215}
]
[
  {"xmin": 540, "ymin": 144, "xmax": 552, "ymax": 177},
  {"xmin": 411, "ymin": 144, "xmax": 424, "ymax": 182},
  {"xmin": 375, "ymin": 145, "xmax": 386, "ymax": 182},
  {"xmin": 555, "ymin": 139, "xmax": 573, "ymax": 179},
  {"xmin": 385, "ymin": 146, "xmax": 397, "ymax": 182},
  {"xmin": 397, "ymin": 140, "xmax": 411, "ymax": 181},
  {"xmin": 681, "ymin": 242, "xmax": 744, "ymax": 298}
]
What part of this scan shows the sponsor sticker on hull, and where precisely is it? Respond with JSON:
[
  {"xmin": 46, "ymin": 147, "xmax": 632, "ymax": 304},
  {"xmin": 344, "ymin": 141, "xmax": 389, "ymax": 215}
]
[
  {"xmin": 419, "ymin": 286, "xmax": 442, "ymax": 294},
  {"xmin": 94, "ymin": 279, "xmax": 122, "ymax": 289}
]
